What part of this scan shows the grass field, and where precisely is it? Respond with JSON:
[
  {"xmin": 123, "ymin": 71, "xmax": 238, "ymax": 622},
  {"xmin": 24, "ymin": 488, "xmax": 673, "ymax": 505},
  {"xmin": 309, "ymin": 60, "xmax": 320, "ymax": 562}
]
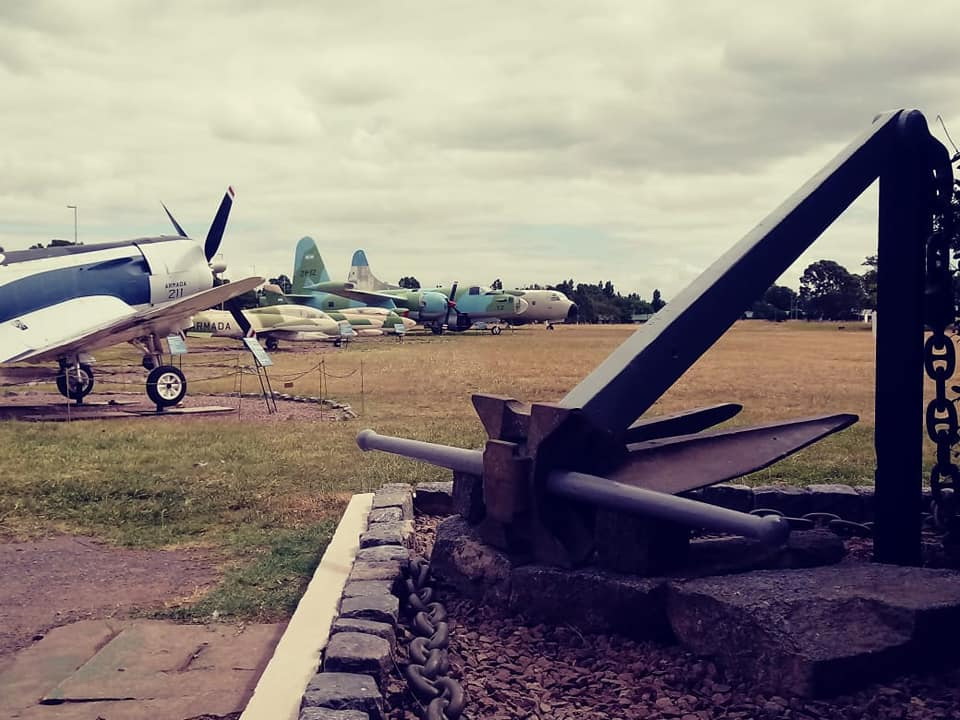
[{"xmin": 0, "ymin": 320, "xmax": 913, "ymax": 620}]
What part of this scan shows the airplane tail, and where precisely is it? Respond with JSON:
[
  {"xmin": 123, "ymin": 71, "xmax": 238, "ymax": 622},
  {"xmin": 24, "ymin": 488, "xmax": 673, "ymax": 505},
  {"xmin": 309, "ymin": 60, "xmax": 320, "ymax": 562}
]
[
  {"xmin": 259, "ymin": 283, "xmax": 290, "ymax": 306},
  {"xmin": 292, "ymin": 237, "xmax": 331, "ymax": 293},
  {"xmin": 347, "ymin": 249, "xmax": 397, "ymax": 291}
]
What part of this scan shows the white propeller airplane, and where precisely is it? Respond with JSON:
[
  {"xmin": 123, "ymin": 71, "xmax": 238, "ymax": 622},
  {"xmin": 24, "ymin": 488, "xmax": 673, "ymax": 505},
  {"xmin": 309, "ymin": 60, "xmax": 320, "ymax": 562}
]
[{"xmin": 0, "ymin": 187, "xmax": 262, "ymax": 409}]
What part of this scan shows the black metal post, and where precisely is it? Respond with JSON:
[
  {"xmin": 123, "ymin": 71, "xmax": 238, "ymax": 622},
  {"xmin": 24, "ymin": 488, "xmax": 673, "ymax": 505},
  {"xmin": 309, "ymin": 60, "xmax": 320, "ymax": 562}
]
[{"xmin": 873, "ymin": 111, "xmax": 928, "ymax": 565}]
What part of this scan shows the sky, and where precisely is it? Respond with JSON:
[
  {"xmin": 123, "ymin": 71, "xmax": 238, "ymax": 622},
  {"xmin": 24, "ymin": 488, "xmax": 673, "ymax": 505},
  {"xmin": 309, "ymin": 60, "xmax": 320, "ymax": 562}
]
[{"xmin": 1, "ymin": 1, "xmax": 959, "ymax": 302}]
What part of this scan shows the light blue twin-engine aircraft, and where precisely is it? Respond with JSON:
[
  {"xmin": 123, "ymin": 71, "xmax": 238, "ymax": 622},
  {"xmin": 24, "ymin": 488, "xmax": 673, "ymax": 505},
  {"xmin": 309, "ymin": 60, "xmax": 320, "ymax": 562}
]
[{"xmin": 0, "ymin": 188, "xmax": 262, "ymax": 408}]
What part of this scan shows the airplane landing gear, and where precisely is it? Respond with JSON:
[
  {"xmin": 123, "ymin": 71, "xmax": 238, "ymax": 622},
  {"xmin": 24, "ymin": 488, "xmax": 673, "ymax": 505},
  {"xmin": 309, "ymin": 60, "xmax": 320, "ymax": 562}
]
[
  {"xmin": 430, "ymin": 323, "xmax": 445, "ymax": 335},
  {"xmin": 56, "ymin": 363, "xmax": 94, "ymax": 403},
  {"xmin": 146, "ymin": 365, "xmax": 187, "ymax": 409},
  {"xmin": 491, "ymin": 325, "xmax": 502, "ymax": 335},
  {"xmin": 265, "ymin": 337, "xmax": 279, "ymax": 351}
]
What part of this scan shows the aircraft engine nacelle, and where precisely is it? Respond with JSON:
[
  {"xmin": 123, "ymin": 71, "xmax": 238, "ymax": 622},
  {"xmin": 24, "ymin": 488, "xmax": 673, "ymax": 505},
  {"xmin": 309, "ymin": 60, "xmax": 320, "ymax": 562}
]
[
  {"xmin": 418, "ymin": 291, "xmax": 449, "ymax": 320},
  {"xmin": 138, "ymin": 240, "xmax": 214, "ymax": 306}
]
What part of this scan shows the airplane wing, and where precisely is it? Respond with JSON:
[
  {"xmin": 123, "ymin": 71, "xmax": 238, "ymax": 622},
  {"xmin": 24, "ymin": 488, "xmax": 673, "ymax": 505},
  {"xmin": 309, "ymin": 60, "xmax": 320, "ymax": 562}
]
[
  {"xmin": 2, "ymin": 277, "xmax": 263, "ymax": 364},
  {"xmin": 306, "ymin": 282, "xmax": 401, "ymax": 308}
]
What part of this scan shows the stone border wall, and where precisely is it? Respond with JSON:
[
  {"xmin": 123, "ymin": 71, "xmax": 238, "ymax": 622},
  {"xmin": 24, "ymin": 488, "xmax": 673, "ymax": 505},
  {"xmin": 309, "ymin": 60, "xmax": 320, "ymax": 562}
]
[{"xmin": 297, "ymin": 481, "xmax": 453, "ymax": 720}]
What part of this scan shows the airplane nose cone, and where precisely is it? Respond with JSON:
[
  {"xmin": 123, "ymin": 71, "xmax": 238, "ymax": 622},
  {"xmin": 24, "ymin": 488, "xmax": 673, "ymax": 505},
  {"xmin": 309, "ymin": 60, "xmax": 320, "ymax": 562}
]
[
  {"xmin": 566, "ymin": 303, "xmax": 578, "ymax": 322},
  {"xmin": 516, "ymin": 298, "xmax": 529, "ymax": 314}
]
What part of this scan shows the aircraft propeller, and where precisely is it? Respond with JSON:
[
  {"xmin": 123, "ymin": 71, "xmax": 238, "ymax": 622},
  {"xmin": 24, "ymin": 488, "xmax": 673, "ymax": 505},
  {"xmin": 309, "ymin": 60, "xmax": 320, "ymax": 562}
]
[
  {"xmin": 444, "ymin": 281, "xmax": 460, "ymax": 330},
  {"xmin": 161, "ymin": 186, "xmax": 235, "ymax": 262}
]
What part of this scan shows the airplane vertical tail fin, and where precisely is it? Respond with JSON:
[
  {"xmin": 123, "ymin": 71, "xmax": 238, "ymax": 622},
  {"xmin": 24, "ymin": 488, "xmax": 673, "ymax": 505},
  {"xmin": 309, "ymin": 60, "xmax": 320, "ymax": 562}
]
[
  {"xmin": 292, "ymin": 237, "xmax": 330, "ymax": 293},
  {"xmin": 347, "ymin": 249, "xmax": 397, "ymax": 290}
]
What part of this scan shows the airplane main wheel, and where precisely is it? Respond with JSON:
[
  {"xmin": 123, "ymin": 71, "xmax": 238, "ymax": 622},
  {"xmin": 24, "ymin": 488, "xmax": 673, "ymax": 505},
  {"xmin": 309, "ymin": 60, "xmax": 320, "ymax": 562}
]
[
  {"xmin": 265, "ymin": 337, "xmax": 279, "ymax": 351},
  {"xmin": 430, "ymin": 324, "xmax": 445, "ymax": 335},
  {"xmin": 491, "ymin": 326, "xmax": 502, "ymax": 335},
  {"xmin": 56, "ymin": 363, "xmax": 95, "ymax": 402},
  {"xmin": 146, "ymin": 365, "xmax": 187, "ymax": 408}
]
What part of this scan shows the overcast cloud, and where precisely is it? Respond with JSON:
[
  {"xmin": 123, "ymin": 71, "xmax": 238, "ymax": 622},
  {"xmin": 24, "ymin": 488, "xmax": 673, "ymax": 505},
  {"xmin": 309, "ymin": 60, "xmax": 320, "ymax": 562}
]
[{"xmin": 2, "ymin": 1, "xmax": 959, "ymax": 299}]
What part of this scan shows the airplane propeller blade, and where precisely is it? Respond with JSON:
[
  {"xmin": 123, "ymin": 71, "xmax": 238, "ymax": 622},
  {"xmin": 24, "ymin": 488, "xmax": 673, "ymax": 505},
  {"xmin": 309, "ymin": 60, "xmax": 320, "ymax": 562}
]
[
  {"xmin": 204, "ymin": 186, "xmax": 235, "ymax": 261},
  {"xmin": 445, "ymin": 281, "xmax": 459, "ymax": 329},
  {"xmin": 161, "ymin": 203, "xmax": 189, "ymax": 238},
  {"xmin": 225, "ymin": 296, "xmax": 255, "ymax": 338}
]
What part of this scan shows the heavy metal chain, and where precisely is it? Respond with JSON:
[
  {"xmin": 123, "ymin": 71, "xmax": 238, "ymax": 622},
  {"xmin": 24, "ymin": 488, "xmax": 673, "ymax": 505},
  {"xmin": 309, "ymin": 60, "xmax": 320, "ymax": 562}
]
[
  {"xmin": 923, "ymin": 151, "xmax": 960, "ymax": 531},
  {"xmin": 401, "ymin": 555, "xmax": 466, "ymax": 720}
]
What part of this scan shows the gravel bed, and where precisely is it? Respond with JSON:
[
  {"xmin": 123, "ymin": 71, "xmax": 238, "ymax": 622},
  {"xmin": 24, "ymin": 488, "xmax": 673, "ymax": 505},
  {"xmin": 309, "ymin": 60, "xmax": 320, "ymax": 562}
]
[{"xmin": 397, "ymin": 516, "xmax": 960, "ymax": 720}]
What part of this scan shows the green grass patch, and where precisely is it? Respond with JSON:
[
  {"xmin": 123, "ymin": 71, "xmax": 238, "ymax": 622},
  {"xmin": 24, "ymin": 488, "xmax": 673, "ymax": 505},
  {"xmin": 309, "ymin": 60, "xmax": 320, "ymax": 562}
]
[{"xmin": 158, "ymin": 520, "xmax": 338, "ymax": 621}]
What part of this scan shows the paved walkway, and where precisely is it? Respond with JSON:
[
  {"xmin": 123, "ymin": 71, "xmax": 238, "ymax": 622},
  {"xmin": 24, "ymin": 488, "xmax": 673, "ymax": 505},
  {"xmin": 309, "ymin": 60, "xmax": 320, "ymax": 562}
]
[{"xmin": 0, "ymin": 619, "xmax": 284, "ymax": 720}]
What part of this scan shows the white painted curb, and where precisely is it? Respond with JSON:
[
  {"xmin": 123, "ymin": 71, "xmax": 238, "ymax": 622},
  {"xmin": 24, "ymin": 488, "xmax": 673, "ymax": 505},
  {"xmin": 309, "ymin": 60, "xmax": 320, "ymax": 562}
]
[{"xmin": 241, "ymin": 492, "xmax": 374, "ymax": 720}]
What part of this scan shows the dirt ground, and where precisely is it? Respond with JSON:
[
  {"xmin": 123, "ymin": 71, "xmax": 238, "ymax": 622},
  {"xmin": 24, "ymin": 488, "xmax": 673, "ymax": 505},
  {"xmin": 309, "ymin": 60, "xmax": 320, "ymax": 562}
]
[
  {"xmin": 0, "ymin": 389, "xmax": 352, "ymax": 423},
  {"xmin": 0, "ymin": 534, "xmax": 220, "ymax": 671}
]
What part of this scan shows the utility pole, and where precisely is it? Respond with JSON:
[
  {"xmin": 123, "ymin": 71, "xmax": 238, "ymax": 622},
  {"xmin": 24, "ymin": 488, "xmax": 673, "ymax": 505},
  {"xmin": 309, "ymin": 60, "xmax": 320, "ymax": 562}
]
[{"xmin": 66, "ymin": 205, "xmax": 78, "ymax": 244}]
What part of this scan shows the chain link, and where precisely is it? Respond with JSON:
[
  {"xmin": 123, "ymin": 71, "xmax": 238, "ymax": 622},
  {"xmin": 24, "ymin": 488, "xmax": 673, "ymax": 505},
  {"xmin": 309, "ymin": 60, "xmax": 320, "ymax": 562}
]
[
  {"xmin": 400, "ymin": 555, "xmax": 466, "ymax": 720},
  {"xmin": 924, "ymin": 148, "xmax": 960, "ymax": 533}
]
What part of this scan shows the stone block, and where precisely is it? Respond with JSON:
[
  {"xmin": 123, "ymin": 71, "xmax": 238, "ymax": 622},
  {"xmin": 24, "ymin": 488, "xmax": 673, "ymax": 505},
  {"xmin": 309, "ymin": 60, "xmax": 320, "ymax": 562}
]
[
  {"xmin": 349, "ymin": 561, "xmax": 404, "ymax": 583},
  {"xmin": 339, "ymin": 594, "xmax": 399, "ymax": 626},
  {"xmin": 367, "ymin": 507, "xmax": 402, "ymax": 525},
  {"xmin": 355, "ymin": 546, "xmax": 409, "ymax": 564},
  {"xmin": 331, "ymin": 618, "xmax": 397, "ymax": 652},
  {"xmin": 430, "ymin": 515, "xmax": 512, "ymax": 604},
  {"xmin": 452, "ymin": 471, "xmax": 485, "ymax": 522},
  {"xmin": 371, "ymin": 489, "xmax": 413, "ymax": 521},
  {"xmin": 854, "ymin": 485, "xmax": 874, "ymax": 522},
  {"xmin": 342, "ymin": 580, "xmax": 397, "ymax": 598},
  {"xmin": 683, "ymin": 529, "xmax": 845, "ymax": 576},
  {"xmin": 752, "ymin": 484, "xmax": 813, "ymax": 517},
  {"xmin": 667, "ymin": 564, "xmax": 960, "ymax": 697},
  {"xmin": 323, "ymin": 632, "xmax": 392, "ymax": 688},
  {"xmin": 510, "ymin": 565, "xmax": 671, "ymax": 641},
  {"xmin": 702, "ymin": 483, "xmax": 754, "ymax": 513},
  {"xmin": 300, "ymin": 707, "xmax": 370, "ymax": 720},
  {"xmin": 414, "ymin": 481, "xmax": 454, "ymax": 515},
  {"xmin": 301, "ymin": 672, "xmax": 383, "ymax": 720},
  {"xmin": 806, "ymin": 484, "xmax": 862, "ymax": 521},
  {"xmin": 360, "ymin": 521, "xmax": 413, "ymax": 549},
  {"xmin": 595, "ymin": 510, "xmax": 689, "ymax": 575}
]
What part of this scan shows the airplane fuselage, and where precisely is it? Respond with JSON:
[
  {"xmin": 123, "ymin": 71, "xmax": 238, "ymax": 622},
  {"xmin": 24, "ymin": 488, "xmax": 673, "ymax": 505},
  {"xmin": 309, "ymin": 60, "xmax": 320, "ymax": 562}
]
[{"xmin": 0, "ymin": 237, "xmax": 213, "ymax": 330}]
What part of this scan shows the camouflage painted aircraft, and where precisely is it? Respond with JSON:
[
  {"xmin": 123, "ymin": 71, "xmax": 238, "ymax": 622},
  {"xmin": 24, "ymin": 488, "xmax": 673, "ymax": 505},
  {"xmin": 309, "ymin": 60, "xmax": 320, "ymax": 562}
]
[
  {"xmin": 315, "ymin": 247, "xmax": 530, "ymax": 334},
  {"xmin": 192, "ymin": 296, "xmax": 413, "ymax": 349}
]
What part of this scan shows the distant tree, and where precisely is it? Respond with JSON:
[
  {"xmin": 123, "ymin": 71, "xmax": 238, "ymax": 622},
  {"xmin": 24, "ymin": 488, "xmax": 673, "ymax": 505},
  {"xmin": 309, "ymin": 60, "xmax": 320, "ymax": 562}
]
[
  {"xmin": 28, "ymin": 239, "xmax": 81, "ymax": 249},
  {"xmin": 651, "ymin": 289, "xmax": 666, "ymax": 312},
  {"xmin": 268, "ymin": 274, "xmax": 293, "ymax": 294},
  {"xmin": 398, "ymin": 276, "xmax": 420, "ymax": 289},
  {"xmin": 491, "ymin": 278, "xmax": 503, "ymax": 290},
  {"xmin": 860, "ymin": 255, "xmax": 878, "ymax": 310},
  {"xmin": 799, "ymin": 259, "xmax": 867, "ymax": 320}
]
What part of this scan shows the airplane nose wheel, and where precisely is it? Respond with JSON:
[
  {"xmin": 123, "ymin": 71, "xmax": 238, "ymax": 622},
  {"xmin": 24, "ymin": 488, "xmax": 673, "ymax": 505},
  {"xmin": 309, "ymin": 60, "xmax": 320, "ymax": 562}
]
[
  {"xmin": 56, "ymin": 363, "xmax": 95, "ymax": 404},
  {"xmin": 146, "ymin": 365, "xmax": 187, "ymax": 410}
]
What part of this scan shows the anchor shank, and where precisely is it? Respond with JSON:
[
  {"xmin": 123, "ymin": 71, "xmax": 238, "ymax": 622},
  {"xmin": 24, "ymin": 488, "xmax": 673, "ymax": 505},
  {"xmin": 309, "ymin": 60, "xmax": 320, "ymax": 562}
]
[{"xmin": 561, "ymin": 110, "xmax": 908, "ymax": 435}]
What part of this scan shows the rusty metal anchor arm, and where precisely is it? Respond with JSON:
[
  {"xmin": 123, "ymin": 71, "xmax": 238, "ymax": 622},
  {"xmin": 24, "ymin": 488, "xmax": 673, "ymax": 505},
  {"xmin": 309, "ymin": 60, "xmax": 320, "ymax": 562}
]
[
  {"xmin": 611, "ymin": 413, "xmax": 858, "ymax": 494},
  {"xmin": 624, "ymin": 403, "xmax": 742, "ymax": 443}
]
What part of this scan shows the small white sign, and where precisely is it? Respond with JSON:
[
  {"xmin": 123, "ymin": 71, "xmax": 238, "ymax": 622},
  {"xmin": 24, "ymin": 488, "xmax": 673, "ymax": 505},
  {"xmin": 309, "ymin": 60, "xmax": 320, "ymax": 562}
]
[
  {"xmin": 393, "ymin": 323, "xmax": 407, "ymax": 334},
  {"xmin": 243, "ymin": 337, "xmax": 273, "ymax": 366},
  {"xmin": 166, "ymin": 335, "xmax": 189, "ymax": 355}
]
